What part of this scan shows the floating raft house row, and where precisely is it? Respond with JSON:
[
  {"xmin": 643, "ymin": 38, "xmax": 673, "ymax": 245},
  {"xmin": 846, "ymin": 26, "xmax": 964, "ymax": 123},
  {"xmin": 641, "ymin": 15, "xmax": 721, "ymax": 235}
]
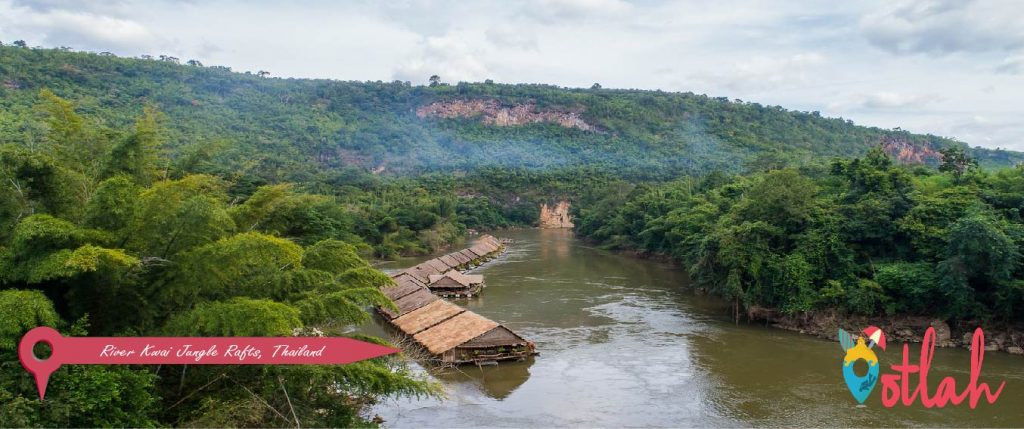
[
  {"xmin": 379, "ymin": 235, "xmax": 535, "ymax": 365},
  {"xmin": 399, "ymin": 234, "xmax": 504, "ymax": 298}
]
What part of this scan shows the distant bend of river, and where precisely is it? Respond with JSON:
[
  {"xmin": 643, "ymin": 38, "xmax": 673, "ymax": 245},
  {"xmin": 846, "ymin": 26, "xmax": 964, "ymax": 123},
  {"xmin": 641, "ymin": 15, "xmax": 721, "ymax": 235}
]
[{"xmin": 367, "ymin": 229, "xmax": 1024, "ymax": 427}]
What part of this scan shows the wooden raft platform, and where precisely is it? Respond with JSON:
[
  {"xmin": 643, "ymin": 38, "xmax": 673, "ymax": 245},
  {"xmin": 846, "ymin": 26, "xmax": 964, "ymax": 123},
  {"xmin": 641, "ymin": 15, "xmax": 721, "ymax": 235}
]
[{"xmin": 379, "ymin": 235, "xmax": 535, "ymax": 365}]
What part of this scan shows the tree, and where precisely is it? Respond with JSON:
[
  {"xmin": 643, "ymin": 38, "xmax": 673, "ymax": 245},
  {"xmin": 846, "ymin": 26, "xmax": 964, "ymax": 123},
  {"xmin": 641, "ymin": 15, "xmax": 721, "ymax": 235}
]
[
  {"xmin": 0, "ymin": 289, "xmax": 59, "ymax": 349},
  {"xmin": 302, "ymin": 239, "xmax": 367, "ymax": 274},
  {"xmin": 13, "ymin": 40, "xmax": 26, "ymax": 48},
  {"xmin": 591, "ymin": 83, "xmax": 602, "ymax": 89},
  {"xmin": 257, "ymin": 70, "xmax": 270, "ymax": 78},
  {"xmin": 129, "ymin": 175, "xmax": 235, "ymax": 258},
  {"xmin": 103, "ymin": 105, "xmax": 165, "ymax": 185},
  {"xmin": 939, "ymin": 146, "xmax": 978, "ymax": 182},
  {"xmin": 163, "ymin": 298, "xmax": 302, "ymax": 336},
  {"xmin": 428, "ymin": 75, "xmax": 441, "ymax": 86}
]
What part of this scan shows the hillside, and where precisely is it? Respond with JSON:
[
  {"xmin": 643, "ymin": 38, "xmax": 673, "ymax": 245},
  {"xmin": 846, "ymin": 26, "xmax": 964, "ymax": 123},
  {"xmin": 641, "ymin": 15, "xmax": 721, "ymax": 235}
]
[{"xmin": 2, "ymin": 45, "xmax": 1020, "ymax": 183}]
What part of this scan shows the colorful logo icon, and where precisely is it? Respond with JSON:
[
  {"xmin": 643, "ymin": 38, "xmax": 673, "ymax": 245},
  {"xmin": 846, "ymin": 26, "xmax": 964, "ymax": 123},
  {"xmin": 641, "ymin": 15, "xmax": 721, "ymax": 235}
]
[{"xmin": 838, "ymin": 326, "xmax": 886, "ymax": 405}]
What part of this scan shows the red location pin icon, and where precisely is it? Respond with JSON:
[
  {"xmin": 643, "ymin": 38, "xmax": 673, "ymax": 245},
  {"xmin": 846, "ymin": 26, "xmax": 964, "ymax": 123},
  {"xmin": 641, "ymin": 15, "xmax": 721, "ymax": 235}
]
[
  {"xmin": 18, "ymin": 327, "xmax": 63, "ymax": 400},
  {"xmin": 19, "ymin": 327, "xmax": 399, "ymax": 400}
]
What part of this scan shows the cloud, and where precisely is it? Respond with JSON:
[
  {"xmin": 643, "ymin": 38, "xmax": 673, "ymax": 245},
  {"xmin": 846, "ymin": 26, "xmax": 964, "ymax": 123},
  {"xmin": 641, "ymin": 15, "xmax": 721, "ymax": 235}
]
[
  {"xmin": 689, "ymin": 53, "xmax": 826, "ymax": 93},
  {"xmin": 485, "ymin": 24, "xmax": 539, "ymax": 51},
  {"xmin": 859, "ymin": 0, "xmax": 1024, "ymax": 56},
  {"xmin": 949, "ymin": 115, "xmax": 1024, "ymax": 149},
  {"xmin": 0, "ymin": 0, "xmax": 161, "ymax": 51},
  {"xmin": 861, "ymin": 91, "xmax": 943, "ymax": 109},
  {"xmin": 530, "ymin": 0, "xmax": 632, "ymax": 21},
  {"xmin": 393, "ymin": 34, "xmax": 493, "ymax": 84},
  {"xmin": 826, "ymin": 91, "xmax": 944, "ymax": 113},
  {"xmin": 994, "ymin": 55, "xmax": 1024, "ymax": 75}
]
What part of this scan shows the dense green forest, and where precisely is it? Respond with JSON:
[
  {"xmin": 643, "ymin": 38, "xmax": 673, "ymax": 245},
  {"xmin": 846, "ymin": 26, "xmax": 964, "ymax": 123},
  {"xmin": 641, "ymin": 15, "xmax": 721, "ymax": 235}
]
[
  {"xmin": 0, "ymin": 90, "xmax": 449, "ymax": 426},
  {"xmin": 3, "ymin": 43, "xmax": 1024, "ymax": 426},
  {"xmin": 2, "ymin": 44, "xmax": 1021, "ymax": 184},
  {"xmin": 576, "ymin": 147, "xmax": 1024, "ymax": 325}
]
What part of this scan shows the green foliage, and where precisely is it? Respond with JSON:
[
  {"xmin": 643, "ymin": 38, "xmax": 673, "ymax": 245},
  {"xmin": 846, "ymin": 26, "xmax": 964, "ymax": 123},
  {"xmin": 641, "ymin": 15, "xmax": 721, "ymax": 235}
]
[
  {"xmin": 0, "ymin": 289, "xmax": 59, "ymax": 349},
  {"xmin": 169, "ymin": 232, "xmax": 303, "ymax": 304},
  {"xmin": 302, "ymin": 239, "xmax": 367, "ymax": 274},
  {"xmin": 335, "ymin": 267, "xmax": 396, "ymax": 290},
  {"xmin": 0, "ymin": 47, "xmax": 449, "ymax": 428},
  {"xmin": 938, "ymin": 146, "xmax": 979, "ymax": 182},
  {"xmin": 874, "ymin": 262, "xmax": 940, "ymax": 315},
  {"xmin": 130, "ymin": 175, "xmax": 235, "ymax": 257},
  {"xmin": 163, "ymin": 297, "xmax": 302, "ymax": 336},
  {"xmin": 577, "ymin": 150, "xmax": 1024, "ymax": 323},
  {"xmin": 103, "ymin": 105, "xmax": 165, "ymax": 185},
  {"xmin": 84, "ymin": 174, "xmax": 140, "ymax": 233},
  {"xmin": 2, "ymin": 45, "xmax": 1019, "ymax": 185}
]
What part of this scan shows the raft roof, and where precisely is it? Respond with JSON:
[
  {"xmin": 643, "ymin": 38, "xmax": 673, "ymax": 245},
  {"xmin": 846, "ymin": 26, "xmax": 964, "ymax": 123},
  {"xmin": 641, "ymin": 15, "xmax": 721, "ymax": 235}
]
[
  {"xmin": 459, "ymin": 249, "xmax": 479, "ymax": 261},
  {"xmin": 428, "ymin": 271, "xmax": 483, "ymax": 287},
  {"xmin": 460, "ymin": 326, "xmax": 529, "ymax": 349},
  {"xmin": 382, "ymin": 274, "xmax": 424, "ymax": 301},
  {"xmin": 439, "ymin": 254, "xmax": 461, "ymax": 268},
  {"xmin": 389, "ymin": 288, "xmax": 437, "ymax": 318},
  {"xmin": 392, "ymin": 300, "xmax": 465, "ymax": 335},
  {"xmin": 449, "ymin": 251, "xmax": 471, "ymax": 264},
  {"xmin": 413, "ymin": 310, "xmax": 499, "ymax": 355},
  {"xmin": 425, "ymin": 258, "xmax": 449, "ymax": 272}
]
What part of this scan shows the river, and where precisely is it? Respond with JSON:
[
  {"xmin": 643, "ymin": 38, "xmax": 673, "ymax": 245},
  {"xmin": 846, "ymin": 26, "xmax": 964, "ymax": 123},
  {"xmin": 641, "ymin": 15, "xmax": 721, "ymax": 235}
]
[{"xmin": 369, "ymin": 229, "xmax": 1024, "ymax": 427}]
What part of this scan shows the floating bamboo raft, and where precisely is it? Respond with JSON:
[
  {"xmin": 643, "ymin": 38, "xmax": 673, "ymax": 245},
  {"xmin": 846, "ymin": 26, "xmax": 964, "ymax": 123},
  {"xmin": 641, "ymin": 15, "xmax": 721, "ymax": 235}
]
[{"xmin": 379, "ymin": 235, "xmax": 535, "ymax": 365}]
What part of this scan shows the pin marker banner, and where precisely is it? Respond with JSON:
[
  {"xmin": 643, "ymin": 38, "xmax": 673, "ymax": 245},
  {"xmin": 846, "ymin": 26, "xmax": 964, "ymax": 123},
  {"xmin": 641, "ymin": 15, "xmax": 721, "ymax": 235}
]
[{"xmin": 19, "ymin": 326, "xmax": 399, "ymax": 400}]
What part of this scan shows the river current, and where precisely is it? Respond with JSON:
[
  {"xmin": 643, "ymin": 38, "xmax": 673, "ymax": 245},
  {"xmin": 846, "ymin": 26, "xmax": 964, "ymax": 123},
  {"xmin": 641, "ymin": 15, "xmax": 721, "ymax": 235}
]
[{"xmin": 368, "ymin": 229, "xmax": 1024, "ymax": 427}]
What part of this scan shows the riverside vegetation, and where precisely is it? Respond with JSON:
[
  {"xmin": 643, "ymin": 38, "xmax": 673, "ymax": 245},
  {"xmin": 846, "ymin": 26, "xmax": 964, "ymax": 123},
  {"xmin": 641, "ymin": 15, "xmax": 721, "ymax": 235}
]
[{"xmin": 1, "ymin": 43, "xmax": 1024, "ymax": 426}]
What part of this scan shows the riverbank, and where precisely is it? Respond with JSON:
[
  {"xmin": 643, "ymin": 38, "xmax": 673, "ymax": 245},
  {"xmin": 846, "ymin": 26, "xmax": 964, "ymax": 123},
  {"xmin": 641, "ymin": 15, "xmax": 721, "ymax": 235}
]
[
  {"xmin": 581, "ymin": 237, "xmax": 1024, "ymax": 357},
  {"xmin": 745, "ymin": 306, "xmax": 1024, "ymax": 356}
]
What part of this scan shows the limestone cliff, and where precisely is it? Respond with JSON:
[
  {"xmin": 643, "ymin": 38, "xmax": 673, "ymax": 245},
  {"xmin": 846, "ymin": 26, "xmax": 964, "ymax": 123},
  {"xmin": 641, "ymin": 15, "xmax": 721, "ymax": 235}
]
[
  {"xmin": 880, "ymin": 136, "xmax": 942, "ymax": 164},
  {"xmin": 416, "ymin": 99, "xmax": 595, "ymax": 131},
  {"xmin": 539, "ymin": 201, "xmax": 574, "ymax": 228}
]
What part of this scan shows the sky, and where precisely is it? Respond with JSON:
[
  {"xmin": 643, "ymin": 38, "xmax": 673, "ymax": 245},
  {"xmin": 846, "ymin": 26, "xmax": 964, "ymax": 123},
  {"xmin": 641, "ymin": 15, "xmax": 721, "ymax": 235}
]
[{"xmin": 1, "ymin": 0, "xmax": 1023, "ymax": 150}]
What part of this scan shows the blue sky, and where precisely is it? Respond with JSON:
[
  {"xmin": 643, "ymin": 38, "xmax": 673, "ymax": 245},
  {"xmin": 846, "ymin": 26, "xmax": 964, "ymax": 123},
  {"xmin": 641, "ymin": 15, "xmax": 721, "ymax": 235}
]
[{"xmin": 2, "ymin": 0, "xmax": 1022, "ymax": 150}]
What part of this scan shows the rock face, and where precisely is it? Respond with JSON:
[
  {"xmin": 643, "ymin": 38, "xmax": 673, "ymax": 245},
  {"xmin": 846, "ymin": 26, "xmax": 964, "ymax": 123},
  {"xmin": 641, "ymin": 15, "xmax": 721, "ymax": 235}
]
[
  {"xmin": 880, "ymin": 136, "xmax": 942, "ymax": 164},
  {"xmin": 416, "ymin": 99, "xmax": 595, "ymax": 131},
  {"xmin": 931, "ymin": 319, "xmax": 953, "ymax": 347},
  {"xmin": 539, "ymin": 201, "xmax": 574, "ymax": 228}
]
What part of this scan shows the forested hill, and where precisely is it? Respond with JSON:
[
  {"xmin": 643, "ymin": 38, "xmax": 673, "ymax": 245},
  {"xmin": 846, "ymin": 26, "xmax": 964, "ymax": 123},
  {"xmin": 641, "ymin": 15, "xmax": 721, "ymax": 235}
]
[{"xmin": 1, "ymin": 45, "xmax": 1021, "ymax": 182}]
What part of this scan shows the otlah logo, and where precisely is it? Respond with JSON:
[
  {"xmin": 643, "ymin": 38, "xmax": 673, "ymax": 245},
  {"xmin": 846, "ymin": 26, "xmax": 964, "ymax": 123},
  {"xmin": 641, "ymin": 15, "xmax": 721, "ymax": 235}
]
[
  {"xmin": 837, "ymin": 326, "xmax": 1006, "ymax": 408},
  {"xmin": 838, "ymin": 326, "xmax": 885, "ymax": 405}
]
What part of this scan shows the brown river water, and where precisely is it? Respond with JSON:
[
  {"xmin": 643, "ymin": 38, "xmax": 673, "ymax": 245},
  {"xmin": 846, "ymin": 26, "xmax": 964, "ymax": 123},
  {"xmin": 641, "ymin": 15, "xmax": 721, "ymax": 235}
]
[{"xmin": 366, "ymin": 229, "xmax": 1024, "ymax": 427}]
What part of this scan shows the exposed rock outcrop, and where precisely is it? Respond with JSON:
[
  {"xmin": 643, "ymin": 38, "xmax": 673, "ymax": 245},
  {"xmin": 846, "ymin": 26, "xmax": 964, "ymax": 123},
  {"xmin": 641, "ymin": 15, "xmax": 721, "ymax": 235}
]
[
  {"xmin": 880, "ymin": 136, "xmax": 942, "ymax": 164},
  {"xmin": 416, "ymin": 99, "xmax": 595, "ymax": 131},
  {"xmin": 539, "ymin": 201, "xmax": 574, "ymax": 228},
  {"xmin": 745, "ymin": 310, "xmax": 1024, "ymax": 356}
]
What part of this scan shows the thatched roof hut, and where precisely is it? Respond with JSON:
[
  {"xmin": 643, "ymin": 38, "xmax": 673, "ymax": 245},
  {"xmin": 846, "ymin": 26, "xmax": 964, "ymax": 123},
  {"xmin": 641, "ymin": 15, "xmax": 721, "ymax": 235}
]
[
  {"xmin": 439, "ymin": 254, "xmax": 461, "ymax": 268},
  {"xmin": 459, "ymin": 249, "xmax": 479, "ymax": 263},
  {"xmin": 449, "ymin": 251, "xmax": 471, "ymax": 265},
  {"xmin": 391, "ymin": 300, "xmax": 466, "ymax": 335},
  {"xmin": 425, "ymin": 258, "xmax": 449, "ymax": 272},
  {"xmin": 413, "ymin": 311, "xmax": 499, "ymax": 355},
  {"xmin": 381, "ymin": 288, "xmax": 437, "ymax": 319},
  {"xmin": 382, "ymin": 273, "xmax": 426, "ymax": 301},
  {"xmin": 427, "ymin": 271, "xmax": 484, "ymax": 289}
]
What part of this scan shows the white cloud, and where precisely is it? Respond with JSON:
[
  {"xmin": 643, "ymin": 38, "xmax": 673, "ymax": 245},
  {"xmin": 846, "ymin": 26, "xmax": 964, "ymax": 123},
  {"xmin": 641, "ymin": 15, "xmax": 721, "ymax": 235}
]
[
  {"xmin": 833, "ymin": 91, "xmax": 945, "ymax": 110},
  {"xmin": 860, "ymin": 0, "xmax": 1024, "ymax": 56},
  {"xmin": 0, "ymin": 0, "xmax": 161, "ymax": 51},
  {"xmin": 393, "ymin": 34, "xmax": 493, "ymax": 84},
  {"xmin": 994, "ymin": 55, "xmax": 1024, "ymax": 75},
  {"xmin": 531, "ymin": 0, "xmax": 633, "ymax": 21},
  {"xmin": 689, "ymin": 53, "xmax": 826, "ymax": 93}
]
